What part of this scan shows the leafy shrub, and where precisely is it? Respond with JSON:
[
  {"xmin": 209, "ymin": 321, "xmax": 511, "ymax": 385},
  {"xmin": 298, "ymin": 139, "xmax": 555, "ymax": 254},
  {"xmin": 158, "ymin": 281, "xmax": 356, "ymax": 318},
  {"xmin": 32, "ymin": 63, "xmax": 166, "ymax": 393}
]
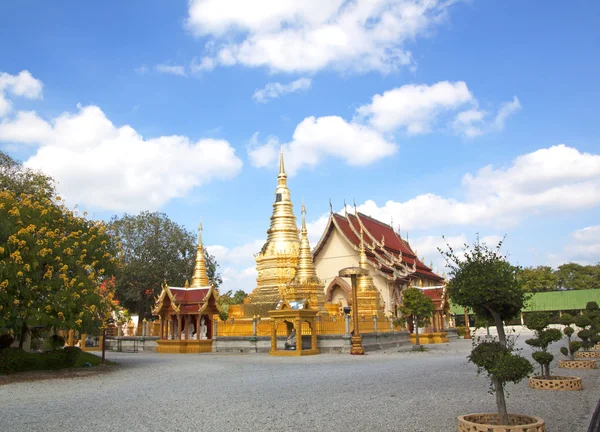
[
  {"xmin": 0, "ymin": 346, "xmax": 82, "ymax": 374},
  {"xmin": 456, "ymin": 326, "xmax": 466, "ymax": 337},
  {"xmin": 525, "ymin": 312, "xmax": 562, "ymax": 377},
  {"xmin": 0, "ymin": 334, "xmax": 15, "ymax": 349},
  {"xmin": 469, "ymin": 341, "xmax": 532, "ymax": 384}
]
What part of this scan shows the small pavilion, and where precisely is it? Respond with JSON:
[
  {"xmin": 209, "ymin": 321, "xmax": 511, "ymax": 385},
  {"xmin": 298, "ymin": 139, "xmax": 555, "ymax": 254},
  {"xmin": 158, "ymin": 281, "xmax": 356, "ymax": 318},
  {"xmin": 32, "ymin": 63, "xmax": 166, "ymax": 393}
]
[{"xmin": 153, "ymin": 222, "xmax": 220, "ymax": 353}]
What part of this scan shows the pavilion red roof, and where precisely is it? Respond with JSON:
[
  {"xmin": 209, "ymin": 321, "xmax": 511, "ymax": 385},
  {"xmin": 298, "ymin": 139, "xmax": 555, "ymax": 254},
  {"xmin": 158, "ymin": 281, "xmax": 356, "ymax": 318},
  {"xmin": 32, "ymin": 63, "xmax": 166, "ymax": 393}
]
[
  {"xmin": 170, "ymin": 288, "xmax": 209, "ymax": 303},
  {"xmin": 314, "ymin": 211, "xmax": 444, "ymax": 283},
  {"xmin": 422, "ymin": 288, "xmax": 447, "ymax": 311}
]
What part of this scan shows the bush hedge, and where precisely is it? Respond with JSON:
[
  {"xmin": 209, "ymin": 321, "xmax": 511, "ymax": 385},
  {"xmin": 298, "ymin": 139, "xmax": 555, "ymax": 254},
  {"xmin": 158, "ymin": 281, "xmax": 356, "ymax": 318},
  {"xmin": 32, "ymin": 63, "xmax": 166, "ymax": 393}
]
[{"xmin": 0, "ymin": 346, "xmax": 82, "ymax": 374}]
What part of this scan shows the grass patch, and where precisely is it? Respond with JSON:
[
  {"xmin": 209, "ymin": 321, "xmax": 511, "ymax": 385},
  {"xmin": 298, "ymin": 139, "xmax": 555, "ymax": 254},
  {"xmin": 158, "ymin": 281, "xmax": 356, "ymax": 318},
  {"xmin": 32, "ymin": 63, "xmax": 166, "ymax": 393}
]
[{"xmin": 75, "ymin": 351, "xmax": 115, "ymax": 367}]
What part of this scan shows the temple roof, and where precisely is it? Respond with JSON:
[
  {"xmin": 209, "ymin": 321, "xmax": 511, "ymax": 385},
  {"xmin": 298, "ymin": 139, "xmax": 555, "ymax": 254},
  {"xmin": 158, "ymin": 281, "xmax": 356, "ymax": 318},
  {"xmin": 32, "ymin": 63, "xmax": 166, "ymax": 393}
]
[
  {"xmin": 421, "ymin": 287, "xmax": 448, "ymax": 311},
  {"xmin": 313, "ymin": 211, "xmax": 444, "ymax": 283}
]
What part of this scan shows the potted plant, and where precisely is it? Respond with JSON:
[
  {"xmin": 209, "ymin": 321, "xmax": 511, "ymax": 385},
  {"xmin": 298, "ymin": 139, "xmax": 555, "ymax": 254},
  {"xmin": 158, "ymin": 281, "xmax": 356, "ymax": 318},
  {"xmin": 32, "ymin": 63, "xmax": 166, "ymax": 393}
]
[
  {"xmin": 441, "ymin": 237, "xmax": 543, "ymax": 430},
  {"xmin": 558, "ymin": 313, "xmax": 595, "ymax": 369},
  {"xmin": 525, "ymin": 312, "xmax": 582, "ymax": 390},
  {"xmin": 400, "ymin": 287, "xmax": 434, "ymax": 349},
  {"xmin": 574, "ymin": 302, "xmax": 600, "ymax": 359}
]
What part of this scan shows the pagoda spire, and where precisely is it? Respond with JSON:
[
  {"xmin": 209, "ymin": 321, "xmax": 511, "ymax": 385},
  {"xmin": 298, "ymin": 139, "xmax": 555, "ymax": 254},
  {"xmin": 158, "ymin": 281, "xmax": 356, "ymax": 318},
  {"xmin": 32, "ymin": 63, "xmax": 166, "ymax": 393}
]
[
  {"xmin": 294, "ymin": 202, "xmax": 318, "ymax": 283},
  {"xmin": 359, "ymin": 227, "xmax": 368, "ymax": 269},
  {"xmin": 190, "ymin": 220, "xmax": 210, "ymax": 288},
  {"xmin": 263, "ymin": 148, "xmax": 300, "ymax": 253}
]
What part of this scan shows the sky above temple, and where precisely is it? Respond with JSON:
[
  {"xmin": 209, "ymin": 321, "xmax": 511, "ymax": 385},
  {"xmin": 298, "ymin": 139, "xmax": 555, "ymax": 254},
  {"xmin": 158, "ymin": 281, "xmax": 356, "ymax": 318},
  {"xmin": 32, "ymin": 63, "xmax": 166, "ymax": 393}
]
[{"xmin": 1, "ymin": 1, "xmax": 599, "ymax": 293}]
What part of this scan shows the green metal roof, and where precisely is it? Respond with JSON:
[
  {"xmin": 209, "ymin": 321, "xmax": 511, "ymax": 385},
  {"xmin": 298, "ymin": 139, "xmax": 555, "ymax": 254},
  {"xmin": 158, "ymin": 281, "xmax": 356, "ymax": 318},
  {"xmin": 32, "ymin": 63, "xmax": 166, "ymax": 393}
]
[{"xmin": 449, "ymin": 289, "xmax": 600, "ymax": 314}]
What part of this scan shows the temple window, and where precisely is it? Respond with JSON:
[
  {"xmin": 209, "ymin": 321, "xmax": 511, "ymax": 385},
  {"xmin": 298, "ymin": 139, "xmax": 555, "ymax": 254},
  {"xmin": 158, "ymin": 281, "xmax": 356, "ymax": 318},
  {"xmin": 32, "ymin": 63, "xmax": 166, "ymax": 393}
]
[{"xmin": 275, "ymin": 193, "xmax": 282, "ymax": 202}]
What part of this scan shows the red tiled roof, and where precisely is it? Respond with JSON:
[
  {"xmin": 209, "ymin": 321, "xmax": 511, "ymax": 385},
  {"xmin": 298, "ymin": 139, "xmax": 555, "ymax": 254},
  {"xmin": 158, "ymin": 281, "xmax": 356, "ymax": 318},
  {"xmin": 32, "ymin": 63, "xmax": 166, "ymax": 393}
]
[
  {"xmin": 422, "ymin": 288, "xmax": 446, "ymax": 310},
  {"xmin": 170, "ymin": 288, "xmax": 209, "ymax": 303},
  {"xmin": 318, "ymin": 212, "xmax": 443, "ymax": 282}
]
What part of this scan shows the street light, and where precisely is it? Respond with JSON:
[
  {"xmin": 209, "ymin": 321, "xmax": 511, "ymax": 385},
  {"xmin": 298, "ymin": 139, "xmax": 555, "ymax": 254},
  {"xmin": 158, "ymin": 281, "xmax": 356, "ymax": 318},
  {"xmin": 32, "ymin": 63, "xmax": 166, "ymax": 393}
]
[{"xmin": 338, "ymin": 266, "xmax": 369, "ymax": 355}]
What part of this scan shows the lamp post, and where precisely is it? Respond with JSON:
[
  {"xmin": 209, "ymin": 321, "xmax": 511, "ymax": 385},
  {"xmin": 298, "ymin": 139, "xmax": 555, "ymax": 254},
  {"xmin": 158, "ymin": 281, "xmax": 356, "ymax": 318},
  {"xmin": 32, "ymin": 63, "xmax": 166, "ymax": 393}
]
[{"xmin": 339, "ymin": 266, "xmax": 369, "ymax": 355}]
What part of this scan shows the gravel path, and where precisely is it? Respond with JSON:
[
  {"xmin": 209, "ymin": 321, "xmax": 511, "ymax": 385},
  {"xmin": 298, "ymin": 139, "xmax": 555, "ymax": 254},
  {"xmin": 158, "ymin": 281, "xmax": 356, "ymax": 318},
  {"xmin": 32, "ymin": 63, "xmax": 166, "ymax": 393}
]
[{"xmin": 0, "ymin": 339, "xmax": 597, "ymax": 432}]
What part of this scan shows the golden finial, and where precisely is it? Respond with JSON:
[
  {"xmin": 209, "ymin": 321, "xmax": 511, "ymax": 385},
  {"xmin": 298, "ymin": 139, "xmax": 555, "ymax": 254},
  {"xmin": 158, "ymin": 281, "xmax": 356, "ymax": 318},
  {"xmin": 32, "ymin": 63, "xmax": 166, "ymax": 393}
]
[
  {"xmin": 279, "ymin": 146, "xmax": 285, "ymax": 175},
  {"xmin": 184, "ymin": 279, "xmax": 190, "ymax": 288},
  {"xmin": 329, "ymin": 198, "xmax": 333, "ymax": 214},
  {"xmin": 359, "ymin": 227, "xmax": 368, "ymax": 269},
  {"xmin": 190, "ymin": 219, "xmax": 210, "ymax": 288},
  {"xmin": 353, "ymin": 199, "xmax": 357, "ymax": 215},
  {"xmin": 292, "ymin": 202, "xmax": 319, "ymax": 285}
]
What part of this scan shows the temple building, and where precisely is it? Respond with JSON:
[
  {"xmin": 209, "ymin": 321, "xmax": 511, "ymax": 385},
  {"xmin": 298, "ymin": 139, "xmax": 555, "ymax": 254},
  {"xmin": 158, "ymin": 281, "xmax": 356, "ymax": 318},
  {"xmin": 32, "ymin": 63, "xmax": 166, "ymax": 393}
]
[
  {"xmin": 312, "ymin": 209, "xmax": 445, "ymax": 317},
  {"xmin": 152, "ymin": 223, "xmax": 221, "ymax": 353}
]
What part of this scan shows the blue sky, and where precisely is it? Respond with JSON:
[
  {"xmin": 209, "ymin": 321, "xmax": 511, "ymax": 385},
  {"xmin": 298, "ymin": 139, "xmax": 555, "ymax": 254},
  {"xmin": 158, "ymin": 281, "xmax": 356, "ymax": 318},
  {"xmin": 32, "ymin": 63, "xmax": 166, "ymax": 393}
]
[{"xmin": 1, "ymin": 1, "xmax": 599, "ymax": 292}]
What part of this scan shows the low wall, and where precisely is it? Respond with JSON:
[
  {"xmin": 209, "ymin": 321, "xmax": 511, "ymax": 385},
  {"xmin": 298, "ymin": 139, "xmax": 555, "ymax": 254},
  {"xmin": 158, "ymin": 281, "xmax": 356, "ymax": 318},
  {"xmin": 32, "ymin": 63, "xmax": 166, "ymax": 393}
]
[
  {"xmin": 212, "ymin": 331, "xmax": 411, "ymax": 354},
  {"xmin": 104, "ymin": 336, "xmax": 160, "ymax": 352}
]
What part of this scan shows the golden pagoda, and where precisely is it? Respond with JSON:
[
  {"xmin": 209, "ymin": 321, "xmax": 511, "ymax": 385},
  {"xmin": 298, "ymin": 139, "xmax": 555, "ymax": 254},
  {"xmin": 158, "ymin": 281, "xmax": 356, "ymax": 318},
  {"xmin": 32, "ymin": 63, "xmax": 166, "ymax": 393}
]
[
  {"xmin": 355, "ymin": 229, "xmax": 385, "ymax": 318},
  {"xmin": 283, "ymin": 202, "xmax": 325, "ymax": 310},
  {"xmin": 245, "ymin": 150, "xmax": 301, "ymax": 315}
]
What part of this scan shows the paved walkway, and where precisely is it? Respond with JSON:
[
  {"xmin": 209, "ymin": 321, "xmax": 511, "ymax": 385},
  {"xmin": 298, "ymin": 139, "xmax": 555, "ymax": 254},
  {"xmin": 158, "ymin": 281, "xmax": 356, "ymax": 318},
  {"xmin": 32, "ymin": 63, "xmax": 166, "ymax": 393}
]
[{"xmin": 0, "ymin": 339, "xmax": 597, "ymax": 431}]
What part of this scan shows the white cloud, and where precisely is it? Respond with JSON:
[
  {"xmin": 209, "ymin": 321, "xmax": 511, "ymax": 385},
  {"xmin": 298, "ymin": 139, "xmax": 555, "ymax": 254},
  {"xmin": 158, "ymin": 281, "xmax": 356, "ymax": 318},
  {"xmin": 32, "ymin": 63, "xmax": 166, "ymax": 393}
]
[
  {"xmin": 0, "ymin": 70, "xmax": 43, "ymax": 117},
  {"xmin": 207, "ymin": 240, "xmax": 264, "ymax": 293},
  {"xmin": 0, "ymin": 76, "xmax": 243, "ymax": 211},
  {"xmin": 453, "ymin": 96, "xmax": 521, "ymax": 138},
  {"xmin": 248, "ymin": 115, "xmax": 397, "ymax": 174},
  {"xmin": 252, "ymin": 77, "xmax": 312, "ymax": 103},
  {"xmin": 564, "ymin": 226, "xmax": 600, "ymax": 263},
  {"xmin": 357, "ymin": 81, "xmax": 474, "ymax": 134},
  {"xmin": 190, "ymin": 57, "xmax": 216, "ymax": 73},
  {"xmin": 134, "ymin": 65, "xmax": 149, "ymax": 74},
  {"xmin": 186, "ymin": 0, "xmax": 457, "ymax": 73},
  {"xmin": 154, "ymin": 64, "xmax": 187, "ymax": 76},
  {"xmin": 249, "ymin": 81, "xmax": 520, "ymax": 174},
  {"xmin": 352, "ymin": 145, "xmax": 600, "ymax": 230}
]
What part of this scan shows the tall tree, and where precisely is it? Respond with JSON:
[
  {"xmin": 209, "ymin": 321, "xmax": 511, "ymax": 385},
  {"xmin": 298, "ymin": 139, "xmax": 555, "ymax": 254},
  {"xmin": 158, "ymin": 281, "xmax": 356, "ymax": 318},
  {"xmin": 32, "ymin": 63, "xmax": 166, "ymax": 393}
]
[
  {"xmin": 441, "ymin": 236, "xmax": 532, "ymax": 426},
  {"xmin": 556, "ymin": 263, "xmax": 600, "ymax": 290},
  {"xmin": 400, "ymin": 287, "xmax": 434, "ymax": 347},
  {"xmin": 519, "ymin": 265, "xmax": 559, "ymax": 292},
  {"xmin": 0, "ymin": 151, "xmax": 55, "ymax": 199},
  {"xmin": 109, "ymin": 212, "xmax": 222, "ymax": 319},
  {"xmin": 0, "ymin": 190, "xmax": 119, "ymax": 346}
]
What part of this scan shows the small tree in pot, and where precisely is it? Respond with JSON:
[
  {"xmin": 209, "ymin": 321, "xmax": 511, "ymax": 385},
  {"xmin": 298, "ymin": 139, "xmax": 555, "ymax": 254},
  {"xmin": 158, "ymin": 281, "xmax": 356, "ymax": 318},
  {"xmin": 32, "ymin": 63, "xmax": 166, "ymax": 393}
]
[
  {"xmin": 574, "ymin": 302, "xmax": 600, "ymax": 353},
  {"xmin": 559, "ymin": 313, "xmax": 582, "ymax": 360},
  {"xmin": 400, "ymin": 287, "xmax": 434, "ymax": 348},
  {"xmin": 441, "ymin": 237, "xmax": 533, "ymax": 427},
  {"xmin": 525, "ymin": 312, "xmax": 562, "ymax": 378}
]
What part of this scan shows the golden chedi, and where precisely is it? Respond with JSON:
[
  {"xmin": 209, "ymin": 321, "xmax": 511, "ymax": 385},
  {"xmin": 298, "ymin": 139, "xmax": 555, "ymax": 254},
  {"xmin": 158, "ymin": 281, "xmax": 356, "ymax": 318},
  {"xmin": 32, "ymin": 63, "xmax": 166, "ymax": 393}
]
[
  {"xmin": 283, "ymin": 202, "xmax": 325, "ymax": 311},
  {"xmin": 245, "ymin": 150, "xmax": 300, "ymax": 315},
  {"xmin": 356, "ymin": 230, "xmax": 385, "ymax": 318}
]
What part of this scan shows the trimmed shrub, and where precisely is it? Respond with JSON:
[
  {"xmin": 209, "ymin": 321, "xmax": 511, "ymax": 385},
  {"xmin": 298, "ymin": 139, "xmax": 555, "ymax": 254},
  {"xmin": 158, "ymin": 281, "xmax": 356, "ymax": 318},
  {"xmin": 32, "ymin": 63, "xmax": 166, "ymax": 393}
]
[
  {"xmin": 456, "ymin": 326, "xmax": 466, "ymax": 337},
  {"xmin": 0, "ymin": 346, "xmax": 82, "ymax": 374}
]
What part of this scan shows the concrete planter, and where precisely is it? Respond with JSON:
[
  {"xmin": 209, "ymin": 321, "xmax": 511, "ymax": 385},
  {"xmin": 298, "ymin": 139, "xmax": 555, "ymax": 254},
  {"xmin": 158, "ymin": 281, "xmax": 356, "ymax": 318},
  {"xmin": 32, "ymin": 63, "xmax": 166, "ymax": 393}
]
[
  {"xmin": 558, "ymin": 359, "xmax": 597, "ymax": 369},
  {"xmin": 575, "ymin": 350, "xmax": 600, "ymax": 359},
  {"xmin": 457, "ymin": 413, "xmax": 545, "ymax": 431},
  {"xmin": 528, "ymin": 376, "xmax": 582, "ymax": 391}
]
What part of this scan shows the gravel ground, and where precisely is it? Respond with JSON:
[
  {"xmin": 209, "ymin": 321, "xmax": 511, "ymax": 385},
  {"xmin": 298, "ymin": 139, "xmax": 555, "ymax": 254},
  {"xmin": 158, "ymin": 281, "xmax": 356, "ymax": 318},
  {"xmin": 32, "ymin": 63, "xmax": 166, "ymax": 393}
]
[{"xmin": 0, "ymin": 338, "xmax": 598, "ymax": 432}]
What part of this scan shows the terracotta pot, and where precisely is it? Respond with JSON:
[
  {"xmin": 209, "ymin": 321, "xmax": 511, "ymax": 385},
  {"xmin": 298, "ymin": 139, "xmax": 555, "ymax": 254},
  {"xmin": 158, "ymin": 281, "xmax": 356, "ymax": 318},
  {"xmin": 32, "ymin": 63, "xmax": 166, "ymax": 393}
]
[
  {"xmin": 457, "ymin": 413, "xmax": 545, "ymax": 431},
  {"xmin": 558, "ymin": 359, "xmax": 597, "ymax": 369},
  {"xmin": 528, "ymin": 375, "xmax": 582, "ymax": 391},
  {"xmin": 575, "ymin": 350, "xmax": 600, "ymax": 359}
]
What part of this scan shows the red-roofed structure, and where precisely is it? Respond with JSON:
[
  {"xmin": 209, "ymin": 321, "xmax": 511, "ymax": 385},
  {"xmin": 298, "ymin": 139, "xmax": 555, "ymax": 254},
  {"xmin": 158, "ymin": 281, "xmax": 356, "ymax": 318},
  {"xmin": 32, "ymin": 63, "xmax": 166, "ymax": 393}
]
[
  {"xmin": 313, "ymin": 209, "xmax": 446, "ymax": 320},
  {"xmin": 152, "ymin": 222, "xmax": 221, "ymax": 353}
]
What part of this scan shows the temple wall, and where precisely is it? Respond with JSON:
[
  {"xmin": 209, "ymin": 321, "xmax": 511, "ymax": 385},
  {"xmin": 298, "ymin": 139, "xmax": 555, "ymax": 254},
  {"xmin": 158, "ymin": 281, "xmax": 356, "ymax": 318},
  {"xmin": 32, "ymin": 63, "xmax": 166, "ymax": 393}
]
[
  {"xmin": 212, "ymin": 332, "xmax": 411, "ymax": 354},
  {"xmin": 314, "ymin": 229, "xmax": 390, "ymax": 312}
]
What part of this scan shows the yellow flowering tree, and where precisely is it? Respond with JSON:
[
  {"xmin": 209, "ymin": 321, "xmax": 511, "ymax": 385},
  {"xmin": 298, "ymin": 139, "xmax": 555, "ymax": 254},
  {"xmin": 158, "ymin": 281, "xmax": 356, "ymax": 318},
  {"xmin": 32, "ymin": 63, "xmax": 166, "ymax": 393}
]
[{"xmin": 0, "ymin": 190, "xmax": 120, "ymax": 346}]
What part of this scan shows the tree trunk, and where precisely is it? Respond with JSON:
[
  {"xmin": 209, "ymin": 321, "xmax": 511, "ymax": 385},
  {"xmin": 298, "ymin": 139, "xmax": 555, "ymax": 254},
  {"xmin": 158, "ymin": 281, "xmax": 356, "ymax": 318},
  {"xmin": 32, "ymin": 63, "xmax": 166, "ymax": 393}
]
[
  {"xmin": 18, "ymin": 323, "xmax": 28, "ymax": 349},
  {"xmin": 415, "ymin": 318, "xmax": 420, "ymax": 346},
  {"xmin": 567, "ymin": 335, "xmax": 573, "ymax": 360},
  {"xmin": 494, "ymin": 377, "xmax": 510, "ymax": 425},
  {"xmin": 489, "ymin": 310, "xmax": 506, "ymax": 348}
]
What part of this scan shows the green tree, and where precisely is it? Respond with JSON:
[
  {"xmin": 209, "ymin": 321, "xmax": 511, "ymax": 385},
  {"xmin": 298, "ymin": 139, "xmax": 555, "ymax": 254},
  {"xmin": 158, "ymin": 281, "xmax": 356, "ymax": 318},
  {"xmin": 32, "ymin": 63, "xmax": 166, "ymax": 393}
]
[
  {"xmin": 400, "ymin": 287, "xmax": 434, "ymax": 346},
  {"xmin": 559, "ymin": 313, "xmax": 581, "ymax": 360},
  {"xmin": 217, "ymin": 290, "xmax": 248, "ymax": 320},
  {"xmin": 525, "ymin": 312, "xmax": 562, "ymax": 378},
  {"xmin": 109, "ymin": 212, "xmax": 222, "ymax": 319},
  {"xmin": 556, "ymin": 263, "xmax": 600, "ymax": 290},
  {"xmin": 519, "ymin": 266, "xmax": 558, "ymax": 292},
  {"xmin": 574, "ymin": 302, "xmax": 600, "ymax": 351},
  {"xmin": 0, "ymin": 151, "xmax": 55, "ymax": 199},
  {"xmin": 440, "ymin": 236, "xmax": 532, "ymax": 426},
  {"xmin": 0, "ymin": 190, "xmax": 119, "ymax": 347}
]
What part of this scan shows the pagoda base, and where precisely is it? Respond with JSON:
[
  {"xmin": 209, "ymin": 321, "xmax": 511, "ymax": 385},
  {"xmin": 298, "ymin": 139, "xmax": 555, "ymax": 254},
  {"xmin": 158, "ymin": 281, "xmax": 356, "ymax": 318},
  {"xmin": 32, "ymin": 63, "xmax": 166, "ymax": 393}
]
[
  {"xmin": 410, "ymin": 332, "xmax": 449, "ymax": 344},
  {"xmin": 156, "ymin": 339, "xmax": 213, "ymax": 354}
]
